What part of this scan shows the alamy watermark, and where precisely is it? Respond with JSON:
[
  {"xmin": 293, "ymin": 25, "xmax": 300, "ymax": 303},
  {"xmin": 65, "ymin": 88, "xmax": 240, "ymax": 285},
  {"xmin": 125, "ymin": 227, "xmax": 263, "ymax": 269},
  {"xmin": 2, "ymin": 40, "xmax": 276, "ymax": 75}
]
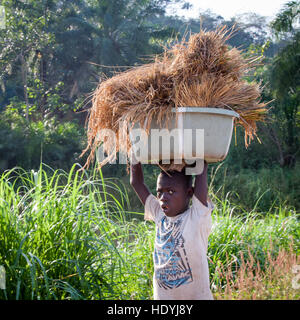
[
  {"xmin": 0, "ymin": 265, "xmax": 5, "ymax": 290},
  {"xmin": 95, "ymin": 121, "xmax": 205, "ymax": 175}
]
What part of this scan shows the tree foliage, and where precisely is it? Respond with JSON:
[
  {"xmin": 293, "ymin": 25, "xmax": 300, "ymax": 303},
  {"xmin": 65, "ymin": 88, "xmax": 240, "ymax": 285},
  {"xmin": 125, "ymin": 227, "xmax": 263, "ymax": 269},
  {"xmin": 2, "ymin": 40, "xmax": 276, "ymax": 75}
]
[
  {"xmin": 0, "ymin": 0, "xmax": 299, "ymax": 176},
  {"xmin": 0, "ymin": 0, "xmax": 179, "ymax": 118},
  {"xmin": 268, "ymin": 1, "xmax": 300, "ymax": 164}
]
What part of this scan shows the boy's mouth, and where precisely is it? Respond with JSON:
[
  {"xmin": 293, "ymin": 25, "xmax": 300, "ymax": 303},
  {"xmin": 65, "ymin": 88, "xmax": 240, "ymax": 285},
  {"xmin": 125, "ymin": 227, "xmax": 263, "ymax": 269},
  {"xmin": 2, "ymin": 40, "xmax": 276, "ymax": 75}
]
[{"xmin": 161, "ymin": 203, "xmax": 169, "ymax": 212}]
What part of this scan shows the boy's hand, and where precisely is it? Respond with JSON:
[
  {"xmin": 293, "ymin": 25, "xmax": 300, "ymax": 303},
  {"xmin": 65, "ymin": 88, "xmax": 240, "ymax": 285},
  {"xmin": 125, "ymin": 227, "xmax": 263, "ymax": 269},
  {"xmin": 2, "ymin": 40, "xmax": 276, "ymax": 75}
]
[
  {"xmin": 185, "ymin": 159, "xmax": 207, "ymax": 175},
  {"xmin": 129, "ymin": 149, "xmax": 139, "ymax": 166}
]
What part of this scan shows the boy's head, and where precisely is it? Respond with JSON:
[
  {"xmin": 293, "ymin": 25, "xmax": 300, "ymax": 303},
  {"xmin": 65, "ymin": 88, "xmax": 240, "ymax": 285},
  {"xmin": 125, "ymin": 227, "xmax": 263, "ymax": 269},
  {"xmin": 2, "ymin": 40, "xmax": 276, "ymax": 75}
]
[{"xmin": 156, "ymin": 169, "xmax": 193, "ymax": 217}]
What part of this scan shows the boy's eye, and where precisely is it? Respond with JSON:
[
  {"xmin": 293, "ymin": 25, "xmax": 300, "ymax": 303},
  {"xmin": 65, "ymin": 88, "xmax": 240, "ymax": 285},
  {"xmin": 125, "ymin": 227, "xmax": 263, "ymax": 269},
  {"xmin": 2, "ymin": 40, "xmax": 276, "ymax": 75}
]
[{"xmin": 157, "ymin": 191, "xmax": 174, "ymax": 197}]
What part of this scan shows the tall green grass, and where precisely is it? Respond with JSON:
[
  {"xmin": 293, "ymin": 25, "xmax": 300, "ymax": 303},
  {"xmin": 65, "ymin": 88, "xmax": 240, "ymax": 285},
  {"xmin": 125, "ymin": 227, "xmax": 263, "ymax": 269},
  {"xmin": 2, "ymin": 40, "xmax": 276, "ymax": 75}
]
[
  {"xmin": 208, "ymin": 193, "xmax": 299, "ymax": 291},
  {"xmin": 0, "ymin": 164, "xmax": 299, "ymax": 299},
  {"xmin": 0, "ymin": 164, "xmax": 153, "ymax": 299}
]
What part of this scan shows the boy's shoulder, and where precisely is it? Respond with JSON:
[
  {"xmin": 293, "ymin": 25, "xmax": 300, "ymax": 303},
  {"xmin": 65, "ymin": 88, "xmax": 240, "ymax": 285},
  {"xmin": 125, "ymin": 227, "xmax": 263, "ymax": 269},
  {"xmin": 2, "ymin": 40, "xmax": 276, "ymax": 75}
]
[{"xmin": 190, "ymin": 194, "xmax": 214, "ymax": 216}]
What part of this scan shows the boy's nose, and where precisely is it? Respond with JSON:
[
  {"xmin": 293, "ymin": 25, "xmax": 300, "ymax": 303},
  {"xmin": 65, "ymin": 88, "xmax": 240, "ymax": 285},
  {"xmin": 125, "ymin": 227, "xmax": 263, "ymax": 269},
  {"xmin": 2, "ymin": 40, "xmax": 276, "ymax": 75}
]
[{"xmin": 160, "ymin": 193, "xmax": 169, "ymax": 202}]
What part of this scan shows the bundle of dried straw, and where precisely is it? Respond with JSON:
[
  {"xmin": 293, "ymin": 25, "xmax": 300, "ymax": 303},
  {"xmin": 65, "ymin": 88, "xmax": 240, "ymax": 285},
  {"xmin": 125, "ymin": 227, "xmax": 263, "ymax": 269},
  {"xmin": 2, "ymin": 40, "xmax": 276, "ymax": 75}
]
[{"xmin": 81, "ymin": 26, "xmax": 268, "ymax": 169}]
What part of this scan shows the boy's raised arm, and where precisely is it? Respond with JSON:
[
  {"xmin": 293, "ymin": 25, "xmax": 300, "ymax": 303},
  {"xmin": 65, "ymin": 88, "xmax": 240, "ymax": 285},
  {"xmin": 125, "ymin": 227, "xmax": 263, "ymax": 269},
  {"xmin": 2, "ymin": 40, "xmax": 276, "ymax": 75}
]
[
  {"xmin": 193, "ymin": 161, "xmax": 208, "ymax": 207},
  {"xmin": 130, "ymin": 161, "xmax": 151, "ymax": 206}
]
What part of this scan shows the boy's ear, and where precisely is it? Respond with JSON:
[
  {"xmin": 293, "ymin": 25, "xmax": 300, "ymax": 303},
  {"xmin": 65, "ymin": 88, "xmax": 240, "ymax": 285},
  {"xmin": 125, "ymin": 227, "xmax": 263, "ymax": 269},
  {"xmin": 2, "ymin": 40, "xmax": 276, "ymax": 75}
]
[{"xmin": 187, "ymin": 187, "xmax": 194, "ymax": 197}]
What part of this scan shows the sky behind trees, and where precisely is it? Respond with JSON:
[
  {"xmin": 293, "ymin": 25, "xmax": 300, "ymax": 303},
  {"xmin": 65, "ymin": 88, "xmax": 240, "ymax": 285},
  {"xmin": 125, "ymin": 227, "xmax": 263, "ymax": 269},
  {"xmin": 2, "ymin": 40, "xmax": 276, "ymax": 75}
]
[{"xmin": 167, "ymin": 0, "xmax": 289, "ymax": 20}]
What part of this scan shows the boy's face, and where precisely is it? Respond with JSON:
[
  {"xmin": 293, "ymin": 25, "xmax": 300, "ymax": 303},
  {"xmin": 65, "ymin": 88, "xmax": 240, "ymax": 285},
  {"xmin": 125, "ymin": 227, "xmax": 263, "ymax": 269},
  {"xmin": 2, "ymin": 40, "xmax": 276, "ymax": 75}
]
[{"xmin": 156, "ymin": 173, "xmax": 193, "ymax": 217}]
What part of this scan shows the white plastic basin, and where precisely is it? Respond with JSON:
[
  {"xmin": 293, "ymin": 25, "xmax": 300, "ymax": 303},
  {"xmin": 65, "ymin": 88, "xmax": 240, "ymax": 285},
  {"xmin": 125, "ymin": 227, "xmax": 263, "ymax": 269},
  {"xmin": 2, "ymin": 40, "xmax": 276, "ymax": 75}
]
[{"xmin": 130, "ymin": 107, "xmax": 239, "ymax": 163}]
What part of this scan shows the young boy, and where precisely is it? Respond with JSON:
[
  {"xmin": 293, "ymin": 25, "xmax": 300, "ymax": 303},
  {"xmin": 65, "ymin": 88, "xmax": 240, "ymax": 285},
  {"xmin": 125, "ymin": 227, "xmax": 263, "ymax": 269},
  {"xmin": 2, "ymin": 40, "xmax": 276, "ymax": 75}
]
[{"xmin": 130, "ymin": 159, "xmax": 214, "ymax": 300}]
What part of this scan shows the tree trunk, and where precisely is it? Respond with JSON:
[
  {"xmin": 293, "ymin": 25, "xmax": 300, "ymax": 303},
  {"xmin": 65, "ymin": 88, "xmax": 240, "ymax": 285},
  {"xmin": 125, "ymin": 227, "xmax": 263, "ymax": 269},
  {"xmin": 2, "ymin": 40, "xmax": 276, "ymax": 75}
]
[
  {"xmin": 20, "ymin": 53, "xmax": 29, "ymax": 121},
  {"xmin": 261, "ymin": 123, "xmax": 285, "ymax": 166}
]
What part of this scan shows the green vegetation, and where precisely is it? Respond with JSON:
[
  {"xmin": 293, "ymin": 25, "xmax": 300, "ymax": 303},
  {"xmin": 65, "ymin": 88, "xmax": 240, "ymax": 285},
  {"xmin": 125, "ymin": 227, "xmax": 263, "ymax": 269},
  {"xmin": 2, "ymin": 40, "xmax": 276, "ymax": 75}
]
[
  {"xmin": 0, "ymin": 165, "xmax": 298, "ymax": 300},
  {"xmin": 0, "ymin": 164, "xmax": 153, "ymax": 299},
  {"xmin": 0, "ymin": 109, "xmax": 86, "ymax": 171}
]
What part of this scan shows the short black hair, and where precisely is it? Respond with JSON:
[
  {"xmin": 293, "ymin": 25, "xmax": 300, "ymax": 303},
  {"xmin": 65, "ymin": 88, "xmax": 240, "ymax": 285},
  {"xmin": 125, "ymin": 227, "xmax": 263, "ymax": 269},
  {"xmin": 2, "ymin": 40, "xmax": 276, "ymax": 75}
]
[{"xmin": 158, "ymin": 169, "xmax": 193, "ymax": 190}]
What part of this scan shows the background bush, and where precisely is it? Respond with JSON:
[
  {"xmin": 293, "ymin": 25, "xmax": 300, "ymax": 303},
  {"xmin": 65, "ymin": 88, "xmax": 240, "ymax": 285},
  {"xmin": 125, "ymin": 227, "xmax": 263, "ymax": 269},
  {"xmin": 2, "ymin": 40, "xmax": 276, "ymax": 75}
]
[{"xmin": 0, "ymin": 110, "xmax": 86, "ymax": 172}]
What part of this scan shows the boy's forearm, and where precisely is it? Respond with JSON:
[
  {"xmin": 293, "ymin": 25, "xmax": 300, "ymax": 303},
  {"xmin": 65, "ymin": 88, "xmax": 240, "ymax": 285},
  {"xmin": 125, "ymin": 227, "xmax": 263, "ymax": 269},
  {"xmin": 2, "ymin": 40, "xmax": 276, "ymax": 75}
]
[
  {"xmin": 194, "ymin": 161, "xmax": 208, "ymax": 206},
  {"xmin": 130, "ymin": 161, "xmax": 151, "ymax": 206}
]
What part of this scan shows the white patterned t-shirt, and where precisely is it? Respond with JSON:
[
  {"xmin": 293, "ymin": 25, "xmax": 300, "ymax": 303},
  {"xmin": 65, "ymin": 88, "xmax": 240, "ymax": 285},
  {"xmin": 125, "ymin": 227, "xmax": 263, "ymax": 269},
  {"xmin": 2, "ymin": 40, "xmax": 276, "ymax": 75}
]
[{"xmin": 145, "ymin": 193, "xmax": 214, "ymax": 300}]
